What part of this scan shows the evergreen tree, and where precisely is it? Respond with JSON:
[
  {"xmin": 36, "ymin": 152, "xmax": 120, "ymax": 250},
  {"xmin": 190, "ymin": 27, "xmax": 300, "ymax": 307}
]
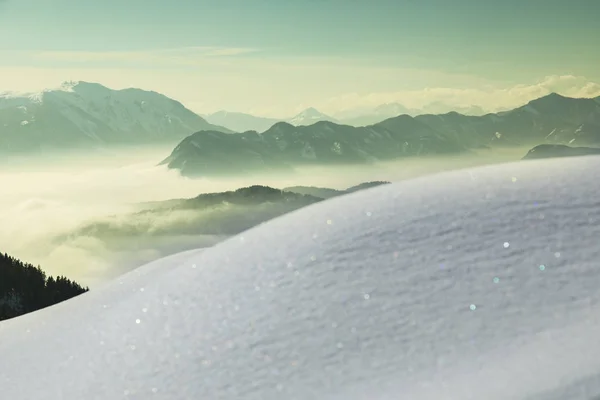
[{"xmin": 0, "ymin": 252, "xmax": 89, "ymax": 321}]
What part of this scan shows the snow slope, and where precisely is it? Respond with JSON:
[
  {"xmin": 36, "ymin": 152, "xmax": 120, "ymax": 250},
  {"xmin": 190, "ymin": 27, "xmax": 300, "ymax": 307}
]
[{"xmin": 2, "ymin": 156, "xmax": 600, "ymax": 399}]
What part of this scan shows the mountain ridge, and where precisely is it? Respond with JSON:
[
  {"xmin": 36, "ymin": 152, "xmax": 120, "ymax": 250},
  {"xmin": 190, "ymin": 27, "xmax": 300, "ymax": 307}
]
[
  {"xmin": 164, "ymin": 93, "xmax": 600, "ymax": 177},
  {"xmin": 0, "ymin": 81, "xmax": 232, "ymax": 153},
  {"xmin": 161, "ymin": 115, "xmax": 465, "ymax": 177},
  {"xmin": 522, "ymin": 144, "xmax": 600, "ymax": 160}
]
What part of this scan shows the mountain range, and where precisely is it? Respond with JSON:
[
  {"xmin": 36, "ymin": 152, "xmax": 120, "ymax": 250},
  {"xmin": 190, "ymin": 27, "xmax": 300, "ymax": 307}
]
[
  {"xmin": 203, "ymin": 107, "xmax": 338, "ymax": 132},
  {"xmin": 160, "ymin": 116, "xmax": 466, "ymax": 177},
  {"xmin": 0, "ymin": 81, "xmax": 230, "ymax": 153},
  {"xmin": 162, "ymin": 93, "xmax": 600, "ymax": 177},
  {"xmin": 2, "ymin": 82, "xmax": 599, "ymax": 169},
  {"xmin": 205, "ymin": 103, "xmax": 490, "ymax": 132}
]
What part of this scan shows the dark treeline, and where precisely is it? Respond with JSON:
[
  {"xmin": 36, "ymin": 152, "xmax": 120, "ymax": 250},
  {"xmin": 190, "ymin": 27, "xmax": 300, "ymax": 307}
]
[{"xmin": 0, "ymin": 252, "xmax": 89, "ymax": 322}]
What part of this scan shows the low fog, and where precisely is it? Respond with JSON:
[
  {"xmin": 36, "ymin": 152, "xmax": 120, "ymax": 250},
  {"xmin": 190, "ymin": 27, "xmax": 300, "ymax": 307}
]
[{"xmin": 0, "ymin": 145, "xmax": 529, "ymax": 287}]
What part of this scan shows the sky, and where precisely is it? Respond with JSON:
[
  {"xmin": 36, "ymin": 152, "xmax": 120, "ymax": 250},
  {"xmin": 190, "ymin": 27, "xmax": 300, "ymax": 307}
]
[{"xmin": 0, "ymin": 0, "xmax": 599, "ymax": 117}]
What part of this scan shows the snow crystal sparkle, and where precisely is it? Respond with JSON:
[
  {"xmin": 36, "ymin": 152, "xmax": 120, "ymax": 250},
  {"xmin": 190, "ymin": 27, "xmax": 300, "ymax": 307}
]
[{"xmin": 3, "ymin": 158, "xmax": 600, "ymax": 400}]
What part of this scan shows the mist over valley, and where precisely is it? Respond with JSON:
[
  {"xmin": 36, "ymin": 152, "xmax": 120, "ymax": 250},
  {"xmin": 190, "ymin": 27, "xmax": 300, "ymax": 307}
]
[{"xmin": 0, "ymin": 143, "xmax": 530, "ymax": 287}]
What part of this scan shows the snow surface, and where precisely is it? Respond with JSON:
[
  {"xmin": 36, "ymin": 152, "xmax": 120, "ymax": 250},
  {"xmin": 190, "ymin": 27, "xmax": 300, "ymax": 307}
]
[{"xmin": 2, "ymin": 156, "xmax": 600, "ymax": 399}]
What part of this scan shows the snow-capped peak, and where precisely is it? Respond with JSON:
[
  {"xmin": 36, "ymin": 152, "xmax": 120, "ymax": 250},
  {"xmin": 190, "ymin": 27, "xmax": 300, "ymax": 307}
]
[
  {"xmin": 288, "ymin": 107, "xmax": 338, "ymax": 126},
  {"xmin": 0, "ymin": 81, "xmax": 230, "ymax": 149},
  {"xmin": 1, "ymin": 81, "xmax": 105, "ymax": 103},
  {"xmin": 59, "ymin": 80, "xmax": 81, "ymax": 92},
  {"xmin": 296, "ymin": 107, "xmax": 324, "ymax": 117}
]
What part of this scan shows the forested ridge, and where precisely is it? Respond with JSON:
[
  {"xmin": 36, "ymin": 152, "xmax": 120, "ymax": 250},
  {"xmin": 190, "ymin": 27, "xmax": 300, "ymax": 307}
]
[{"xmin": 0, "ymin": 252, "xmax": 88, "ymax": 321}]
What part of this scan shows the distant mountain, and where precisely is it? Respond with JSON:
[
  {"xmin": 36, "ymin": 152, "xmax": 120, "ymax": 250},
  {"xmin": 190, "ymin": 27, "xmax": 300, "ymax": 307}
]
[
  {"xmin": 202, "ymin": 107, "xmax": 337, "ymax": 132},
  {"xmin": 420, "ymin": 102, "xmax": 486, "ymax": 116},
  {"xmin": 163, "ymin": 93, "xmax": 600, "ymax": 178},
  {"xmin": 414, "ymin": 93, "xmax": 600, "ymax": 148},
  {"xmin": 284, "ymin": 181, "xmax": 390, "ymax": 199},
  {"xmin": 205, "ymin": 102, "xmax": 487, "ymax": 132},
  {"xmin": 372, "ymin": 103, "xmax": 413, "ymax": 117},
  {"xmin": 288, "ymin": 107, "xmax": 338, "ymax": 126},
  {"xmin": 282, "ymin": 186, "xmax": 344, "ymax": 199},
  {"xmin": 340, "ymin": 103, "xmax": 415, "ymax": 126},
  {"xmin": 337, "ymin": 102, "xmax": 487, "ymax": 127},
  {"xmin": 71, "ymin": 185, "xmax": 323, "ymax": 237},
  {"xmin": 159, "ymin": 129, "xmax": 294, "ymax": 176},
  {"xmin": 204, "ymin": 110, "xmax": 281, "ymax": 133},
  {"xmin": 0, "ymin": 81, "xmax": 231, "ymax": 153},
  {"xmin": 161, "ymin": 118, "xmax": 465, "ymax": 177},
  {"xmin": 522, "ymin": 144, "xmax": 600, "ymax": 160},
  {"xmin": 68, "ymin": 182, "xmax": 386, "ymax": 240}
]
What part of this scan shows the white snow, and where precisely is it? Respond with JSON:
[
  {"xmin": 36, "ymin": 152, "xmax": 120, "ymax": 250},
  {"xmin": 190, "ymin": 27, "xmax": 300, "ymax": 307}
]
[
  {"xmin": 331, "ymin": 141, "xmax": 342, "ymax": 155},
  {"xmin": 2, "ymin": 157, "xmax": 600, "ymax": 399}
]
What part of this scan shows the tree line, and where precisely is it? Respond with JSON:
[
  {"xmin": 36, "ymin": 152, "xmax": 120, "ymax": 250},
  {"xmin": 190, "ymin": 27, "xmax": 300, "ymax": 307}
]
[{"xmin": 0, "ymin": 252, "xmax": 88, "ymax": 321}]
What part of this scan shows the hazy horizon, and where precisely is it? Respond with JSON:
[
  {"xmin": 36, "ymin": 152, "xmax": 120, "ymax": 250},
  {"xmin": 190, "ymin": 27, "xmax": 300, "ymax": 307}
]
[
  {"xmin": 2, "ymin": 77, "xmax": 599, "ymax": 121},
  {"xmin": 1, "ymin": 0, "xmax": 600, "ymax": 118}
]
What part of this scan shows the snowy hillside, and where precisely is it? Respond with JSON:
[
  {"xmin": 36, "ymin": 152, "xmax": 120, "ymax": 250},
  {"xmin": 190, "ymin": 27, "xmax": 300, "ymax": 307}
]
[
  {"xmin": 288, "ymin": 107, "xmax": 339, "ymax": 126},
  {"xmin": 0, "ymin": 81, "xmax": 230, "ymax": 152},
  {"xmin": 2, "ymin": 156, "xmax": 600, "ymax": 399}
]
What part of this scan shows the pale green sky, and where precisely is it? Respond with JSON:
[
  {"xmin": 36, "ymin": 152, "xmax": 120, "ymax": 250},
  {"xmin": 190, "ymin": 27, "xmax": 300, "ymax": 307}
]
[{"xmin": 0, "ymin": 0, "xmax": 599, "ymax": 117}]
